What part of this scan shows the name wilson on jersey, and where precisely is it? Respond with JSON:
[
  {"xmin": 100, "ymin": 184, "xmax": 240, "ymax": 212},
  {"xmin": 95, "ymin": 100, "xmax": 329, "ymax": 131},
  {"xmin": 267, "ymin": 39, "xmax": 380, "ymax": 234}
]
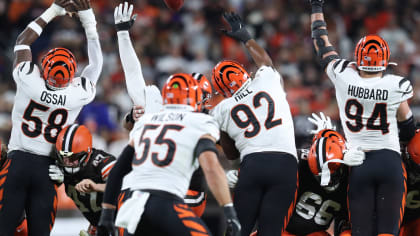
[
  {"xmin": 151, "ymin": 112, "xmax": 186, "ymax": 122},
  {"xmin": 40, "ymin": 91, "xmax": 66, "ymax": 106},
  {"xmin": 347, "ymin": 85, "xmax": 388, "ymax": 101}
]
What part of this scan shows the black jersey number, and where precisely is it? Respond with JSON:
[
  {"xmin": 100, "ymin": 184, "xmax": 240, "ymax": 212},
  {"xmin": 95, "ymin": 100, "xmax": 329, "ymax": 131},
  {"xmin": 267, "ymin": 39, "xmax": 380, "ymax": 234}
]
[
  {"xmin": 133, "ymin": 124, "xmax": 184, "ymax": 167},
  {"xmin": 231, "ymin": 91, "xmax": 282, "ymax": 138},
  {"xmin": 344, "ymin": 99, "xmax": 389, "ymax": 134},
  {"xmin": 22, "ymin": 100, "xmax": 68, "ymax": 143}
]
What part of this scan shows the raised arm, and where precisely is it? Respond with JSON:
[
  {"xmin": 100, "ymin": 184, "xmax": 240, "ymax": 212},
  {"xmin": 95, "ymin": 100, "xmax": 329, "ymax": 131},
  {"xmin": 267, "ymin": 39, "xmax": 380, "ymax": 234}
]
[
  {"xmin": 13, "ymin": 0, "xmax": 69, "ymax": 68},
  {"xmin": 74, "ymin": 0, "xmax": 103, "ymax": 85},
  {"xmin": 309, "ymin": 0, "xmax": 340, "ymax": 71},
  {"xmin": 114, "ymin": 2, "xmax": 147, "ymax": 107},
  {"xmin": 222, "ymin": 12, "xmax": 273, "ymax": 68}
]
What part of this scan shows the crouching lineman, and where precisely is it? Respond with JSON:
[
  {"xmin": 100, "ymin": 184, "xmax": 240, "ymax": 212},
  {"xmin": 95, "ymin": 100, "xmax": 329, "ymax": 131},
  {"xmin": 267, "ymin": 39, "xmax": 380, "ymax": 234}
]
[
  {"xmin": 97, "ymin": 74, "xmax": 240, "ymax": 236},
  {"xmin": 0, "ymin": 142, "xmax": 27, "ymax": 236},
  {"xmin": 49, "ymin": 125, "xmax": 116, "ymax": 236},
  {"xmin": 399, "ymin": 129, "xmax": 420, "ymax": 236}
]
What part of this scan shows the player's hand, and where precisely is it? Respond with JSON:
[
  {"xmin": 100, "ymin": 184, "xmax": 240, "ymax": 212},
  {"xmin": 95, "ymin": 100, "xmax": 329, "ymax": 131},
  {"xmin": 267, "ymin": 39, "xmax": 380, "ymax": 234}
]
[
  {"xmin": 226, "ymin": 170, "xmax": 238, "ymax": 189},
  {"xmin": 132, "ymin": 105, "xmax": 145, "ymax": 121},
  {"xmin": 222, "ymin": 12, "xmax": 252, "ymax": 43},
  {"xmin": 73, "ymin": 0, "xmax": 91, "ymax": 11},
  {"xmin": 309, "ymin": 0, "xmax": 324, "ymax": 13},
  {"xmin": 75, "ymin": 179, "xmax": 96, "ymax": 193},
  {"xmin": 308, "ymin": 112, "xmax": 335, "ymax": 134},
  {"xmin": 224, "ymin": 205, "xmax": 241, "ymax": 236},
  {"xmin": 50, "ymin": 0, "xmax": 69, "ymax": 17},
  {"xmin": 49, "ymin": 165, "xmax": 64, "ymax": 184},
  {"xmin": 343, "ymin": 147, "xmax": 365, "ymax": 166},
  {"xmin": 114, "ymin": 2, "xmax": 137, "ymax": 32},
  {"xmin": 98, "ymin": 208, "xmax": 117, "ymax": 236}
]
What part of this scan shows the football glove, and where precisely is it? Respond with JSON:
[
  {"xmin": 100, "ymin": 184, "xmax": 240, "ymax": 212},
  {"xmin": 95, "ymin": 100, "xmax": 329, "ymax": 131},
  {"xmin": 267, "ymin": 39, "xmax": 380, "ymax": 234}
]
[
  {"xmin": 97, "ymin": 208, "xmax": 117, "ymax": 236},
  {"xmin": 222, "ymin": 12, "xmax": 252, "ymax": 43},
  {"xmin": 309, "ymin": 0, "xmax": 324, "ymax": 13},
  {"xmin": 226, "ymin": 170, "xmax": 238, "ymax": 189},
  {"xmin": 343, "ymin": 147, "xmax": 365, "ymax": 166},
  {"xmin": 114, "ymin": 2, "xmax": 137, "ymax": 32},
  {"xmin": 308, "ymin": 112, "xmax": 335, "ymax": 134},
  {"xmin": 224, "ymin": 205, "xmax": 241, "ymax": 236},
  {"xmin": 49, "ymin": 165, "xmax": 64, "ymax": 184}
]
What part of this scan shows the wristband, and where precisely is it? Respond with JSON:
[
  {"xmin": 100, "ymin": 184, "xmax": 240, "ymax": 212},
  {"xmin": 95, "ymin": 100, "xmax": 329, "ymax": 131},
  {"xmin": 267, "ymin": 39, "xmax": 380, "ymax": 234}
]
[
  {"xmin": 28, "ymin": 22, "xmax": 43, "ymax": 36},
  {"xmin": 40, "ymin": 3, "xmax": 65, "ymax": 23},
  {"xmin": 78, "ymin": 9, "xmax": 97, "ymax": 26},
  {"xmin": 14, "ymin": 45, "xmax": 31, "ymax": 52}
]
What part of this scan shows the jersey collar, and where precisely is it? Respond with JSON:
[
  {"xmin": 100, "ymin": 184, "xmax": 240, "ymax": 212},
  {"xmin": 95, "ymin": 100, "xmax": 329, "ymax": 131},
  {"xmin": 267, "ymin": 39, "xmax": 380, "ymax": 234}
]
[{"xmin": 163, "ymin": 104, "xmax": 195, "ymax": 112}]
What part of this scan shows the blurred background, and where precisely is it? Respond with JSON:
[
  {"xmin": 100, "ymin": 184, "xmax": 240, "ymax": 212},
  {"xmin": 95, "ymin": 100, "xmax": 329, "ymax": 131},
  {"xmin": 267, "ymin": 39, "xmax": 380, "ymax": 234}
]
[{"xmin": 1, "ymin": 0, "xmax": 420, "ymax": 235}]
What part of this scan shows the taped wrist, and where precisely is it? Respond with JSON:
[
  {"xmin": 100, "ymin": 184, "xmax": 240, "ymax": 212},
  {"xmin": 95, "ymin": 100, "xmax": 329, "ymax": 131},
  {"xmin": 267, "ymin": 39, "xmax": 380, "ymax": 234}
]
[
  {"xmin": 194, "ymin": 138, "xmax": 218, "ymax": 157},
  {"xmin": 398, "ymin": 116, "xmax": 416, "ymax": 142},
  {"xmin": 40, "ymin": 3, "xmax": 65, "ymax": 23},
  {"xmin": 78, "ymin": 9, "xmax": 98, "ymax": 39}
]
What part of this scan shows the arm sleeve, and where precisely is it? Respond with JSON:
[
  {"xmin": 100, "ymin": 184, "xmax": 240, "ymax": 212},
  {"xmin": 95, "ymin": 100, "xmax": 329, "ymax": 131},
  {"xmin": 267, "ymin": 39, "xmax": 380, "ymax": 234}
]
[
  {"xmin": 81, "ymin": 37, "xmax": 103, "ymax": 85},
  {"xmin": 102, "ymin": 145, "xmax": 134, "ymax": 206},
  {"xmin": 117, "ymin": 31, "xmax": 146, "ymax": 107}
]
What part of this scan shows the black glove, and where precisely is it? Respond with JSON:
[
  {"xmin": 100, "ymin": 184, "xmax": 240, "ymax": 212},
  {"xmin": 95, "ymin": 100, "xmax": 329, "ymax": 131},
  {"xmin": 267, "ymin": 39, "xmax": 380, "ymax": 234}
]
[
  {"xmin": 309, "ymin": 0, "xmax": 324, "ymax": 13},
  {"xmin": 224, "ymin": 205, "xmax": 241, "ymax": 236},
  {"xmin": 97, "ymin": 208, "xmax": 117, "ymax": 236},
  {"xmin": 114, "ymin": 3, "xmax": 137, "ymax": 32},
  {"xmin": 222, "ymin": 12, "xmax": 252, "ymax": 43}
]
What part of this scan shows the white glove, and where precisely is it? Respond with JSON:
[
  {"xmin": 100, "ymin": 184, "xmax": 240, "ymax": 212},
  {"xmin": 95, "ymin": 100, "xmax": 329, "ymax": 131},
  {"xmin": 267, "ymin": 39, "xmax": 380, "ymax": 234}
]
[
  {"xmin": 343, "ymin": 147, "xmax": 365, "ymax": 166},
  {"xmin": 114, "ymin": 2, "xmax": 137, "ymax": 31},
  {"xmin": 308, "ymin": 112, "xmax": 335, "ymax": 134},
  {"xmin": 49, "ymin": 165, "xmax": 64, "ymax": 184},
  {"xmin": 226, "ymin": 170, "xmax": 238, "ymax": 189}
]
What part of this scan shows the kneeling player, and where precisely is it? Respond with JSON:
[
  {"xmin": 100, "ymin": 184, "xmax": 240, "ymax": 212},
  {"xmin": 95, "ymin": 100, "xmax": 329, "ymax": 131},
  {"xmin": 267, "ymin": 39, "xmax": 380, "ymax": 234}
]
[{"xmin": 49, "ymin": 125, "xmax": 116, "ymax": 236}]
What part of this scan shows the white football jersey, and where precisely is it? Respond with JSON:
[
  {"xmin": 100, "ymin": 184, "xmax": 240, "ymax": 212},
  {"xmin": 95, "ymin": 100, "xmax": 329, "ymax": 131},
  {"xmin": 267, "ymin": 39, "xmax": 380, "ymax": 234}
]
[
  {"xmin": 143, "ymin": 85, "xmax": 163, "ymax": 114},
  {"xmin": 8, "ymin": 61, "xmax": 96, "ymax": 156},
  {"xmin": 125, "ymin": 105, "xmax": 220, "ymax": 199},
  {"xmin": 210, "ymin": 66, "xmax": 297, "ymax": 160},
  {"xmin": 326, "ymin": 59, "xmax": 413, "ymax": 153}
]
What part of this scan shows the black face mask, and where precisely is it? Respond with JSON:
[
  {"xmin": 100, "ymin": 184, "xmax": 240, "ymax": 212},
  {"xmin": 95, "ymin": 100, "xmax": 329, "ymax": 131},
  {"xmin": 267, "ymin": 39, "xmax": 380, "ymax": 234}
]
[{"xmin": 56, "ymin": 150, "xmax": 88, "ymax": 168}]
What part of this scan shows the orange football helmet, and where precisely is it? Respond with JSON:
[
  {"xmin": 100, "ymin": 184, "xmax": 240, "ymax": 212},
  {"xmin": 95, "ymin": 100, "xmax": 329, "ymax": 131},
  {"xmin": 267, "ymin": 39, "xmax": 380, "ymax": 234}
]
[
  {"xmin": 212, "ymin": 60, "xmax": 250, "ymax": 97},
  {"xmin": 55, "ymin": 124, "xmax": 92, "ymax": 173},
  {"xmin": 162, "ymin": 73, "xmax": 203, "ymax": 111},
  {"xmin": 41, "ymin": 47, "xmax": 77, "ymax": 90},
  {"xmin": 354, "ymin": 35, "xmax": 390, "ymax": 72},
  {"xmin": 192, "ymin": 72, "xmax": 212, "ymax": 109},
  {"xmin": 408, "ymin": 129, "xmax": 420, "ymax": 164},
  {"xmin": 312, "ymin": 129, "xmax": 346, "ymax": 151}
]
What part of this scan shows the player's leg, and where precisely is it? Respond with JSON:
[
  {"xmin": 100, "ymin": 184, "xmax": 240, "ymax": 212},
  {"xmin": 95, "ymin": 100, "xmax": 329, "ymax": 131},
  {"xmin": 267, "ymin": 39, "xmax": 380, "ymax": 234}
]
[
  {"xmin": 399, "ymin": 218, "xmax": 420, "ymax": 236},
  {"xmin": 117, "ymin": 188, "xmax": 134, "ymax": 236},
  {"xmin": 0, "ymin": 151, "xmax": 29, "ymax": 235},
  {"xmin": 257, "ymin": 153, "xmax": 298, "ymax": 236},
  {"xmin": 234, "ymin": 155, "xmax": 265, "ymax": 236},
  {"xmin": 375, "ymin": 150, "xmax": 406, "ymax": 236},
  {"xmin": 348, "ymin": 152, "xmax": 376, "ymax": 236},
  {"xmin": 25, "ymin": 155, "xmax": 57, "ymax": 235},
  {"xmin": 135, "ymin": 192, "xmax": 212, "ymax": 236},
  {"xmin": 14, "ymin": 215, "xmax": 28, "ymax": 236}
]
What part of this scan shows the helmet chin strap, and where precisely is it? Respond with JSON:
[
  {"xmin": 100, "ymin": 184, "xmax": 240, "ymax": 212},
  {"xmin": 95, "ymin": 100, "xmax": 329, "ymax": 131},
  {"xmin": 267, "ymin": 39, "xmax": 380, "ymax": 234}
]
[{"xmin": 320, "ymin": 159, "xmax": 346, "ymax": 186}]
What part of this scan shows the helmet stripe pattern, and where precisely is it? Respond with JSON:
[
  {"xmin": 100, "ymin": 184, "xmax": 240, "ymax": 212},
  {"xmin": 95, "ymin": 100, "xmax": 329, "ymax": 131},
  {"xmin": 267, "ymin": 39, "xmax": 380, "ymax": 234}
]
[
  {"xmin": 41, "ymin": 47, "xmax": 77, "ymax": 90},
  {"xmin": 212, "ymin": 60, "xmax": 250, "ymax": 97},
  {"xmin": 355, "ymin": 35, "xmax": 390, "ymax": 72},
  {"xmin": 63, "ymin": 124, "xmax": 79, "ymax": 153},
  {"xmin": 162, "ymin": 73, "xmax": 203, "ymax": 111}
]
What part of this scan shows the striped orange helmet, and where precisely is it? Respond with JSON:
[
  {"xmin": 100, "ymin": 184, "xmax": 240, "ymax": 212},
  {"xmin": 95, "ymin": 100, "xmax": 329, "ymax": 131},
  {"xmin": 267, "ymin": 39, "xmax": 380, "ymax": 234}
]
[
  {"xmin": 308, "ymin": 137, "xmax": 344, "ymax": 176},
  {"xmin": 41, "ymin": 47, "xmax": 77, "ymax": 90},
  {"xmin": 354, "ymin": 35, "xmax": 390, "ymax": 72},
  {"xmin": 212, "ymin": 60, "xmax": 250, "ymax": 97},
  {"xmin": 408, "ymin": 129, "xmax": 420, "ymax": 165},
  {"xmin": 192, "ymin": 72, "xmax": 212, "ymax": 109},
  {"xmin": 55, "ymin": 124, "xmax": 92, "ymax": 172},
  {"xmin": 312, "ymin": 129, "xmax": 346, "ymax": 151},
  {"xmin": 162, "ymin": 73, "xmax": 203, "ymax": 111}
]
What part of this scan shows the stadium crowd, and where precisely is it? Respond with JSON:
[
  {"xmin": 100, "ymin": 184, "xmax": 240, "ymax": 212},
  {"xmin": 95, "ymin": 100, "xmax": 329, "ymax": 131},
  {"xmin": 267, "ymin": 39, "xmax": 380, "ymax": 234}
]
[{"xmin": 1, "ymin": 0, "xmax": 420, "ymax": 153}]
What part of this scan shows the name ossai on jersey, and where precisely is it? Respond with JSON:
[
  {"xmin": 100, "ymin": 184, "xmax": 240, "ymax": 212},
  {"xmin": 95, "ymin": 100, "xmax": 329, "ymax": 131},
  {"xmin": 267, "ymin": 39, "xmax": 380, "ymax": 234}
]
[
  {"xmin": 347, "ymin": 85, "xmax": 388, "ymax": 101},
  {"xmin": 40, "ymin": 91, "xmax": 66, "ymax": 106}
]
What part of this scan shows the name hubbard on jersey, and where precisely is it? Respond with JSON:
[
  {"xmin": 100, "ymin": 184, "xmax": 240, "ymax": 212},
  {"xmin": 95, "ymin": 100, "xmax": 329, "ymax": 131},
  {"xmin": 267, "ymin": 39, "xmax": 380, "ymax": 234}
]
[
  {"xmin": 347, "ymin": 85, "xmax": 388, "ymax": 101},
  {"xmin": 40, "ymin": 91, "xmax": 66, "ymax": 106}
]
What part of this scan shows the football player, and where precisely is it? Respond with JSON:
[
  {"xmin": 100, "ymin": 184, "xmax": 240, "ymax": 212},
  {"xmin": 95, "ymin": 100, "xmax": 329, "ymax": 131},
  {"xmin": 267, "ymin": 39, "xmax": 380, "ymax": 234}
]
[
  {"xmin": 308, "ymin": 1, "xmax": 415, "ymax": 235},
  {"xmin": 399, "ymin": 129, "xmax": 420, "ymax": 236},
  {"xmin": 0, "ymin": 0, "xmax": 102, "ymax": 234},
  {"xmin": 48, "ymin": 124, "xmax": 116, "ymax": 236},
  {"xmin": 0, "ymin": 142, "xmax": 28, "ymax": 236},
  {"xmin": 97, "ymin": 74, "xmax": 240, "ymax": 236},
  {"xmin": 114, "ymin": 2, "xmax": 211, "ymax": 221},
  {"xmin": 209, "ymin": 12, "xmax": 298, "ymax": 236},
  {"xmin": 227, "ymin": 114, "xmax": 357, "ymax": 236}
]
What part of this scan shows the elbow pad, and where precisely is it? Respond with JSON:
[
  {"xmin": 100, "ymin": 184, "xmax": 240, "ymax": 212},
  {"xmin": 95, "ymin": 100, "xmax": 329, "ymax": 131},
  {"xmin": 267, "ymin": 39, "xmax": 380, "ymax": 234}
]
[
  {"xmin": 194, "ymin": 138, "xmax": 218, "ymax": 158},
  {"xmin": 398, "ymin": 116, "xmax": 416, "ymax": 143}
]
